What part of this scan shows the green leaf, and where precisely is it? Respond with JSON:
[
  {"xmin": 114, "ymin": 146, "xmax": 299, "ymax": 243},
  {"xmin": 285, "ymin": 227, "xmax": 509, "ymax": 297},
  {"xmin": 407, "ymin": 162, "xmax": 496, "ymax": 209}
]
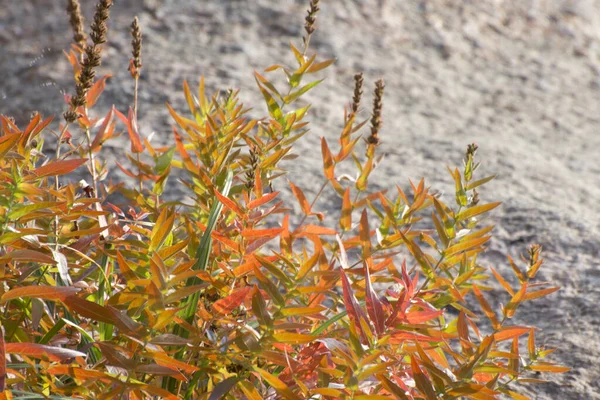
[
  {"xmin": 8, "ymin": 202, "xmax": 59, "ymax": 220},
  {"xmin": 284, "ymin": 79, "xmax": 324, "ymax": 104},
  {"xmin": 155, "ymin": 146, "xmax": 176, "ymax": 175},
  {"xmin": 256, "ymin": 80, "xmax": 283, "ymax": 121},
  {"xmin": 150, "ymin": 207, "xmax": 175, "ymax": 251},
  {"xmin": 289, "ymin": 54, "xmax": 316, "ymax": 88},
  {"xmin": 455, "ymin": 202, "xmax": 501, "ymax": 223},
  {"xmin": 312, "ymin": 311, "xmax": 347, "ymax": 336}
]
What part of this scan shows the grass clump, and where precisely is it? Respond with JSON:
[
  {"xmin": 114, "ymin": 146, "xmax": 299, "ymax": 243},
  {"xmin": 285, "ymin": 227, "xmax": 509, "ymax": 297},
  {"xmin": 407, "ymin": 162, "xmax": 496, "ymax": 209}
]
[{"xmin": 0, "ymin": 0, "xmax": 567, "ymax": 398}]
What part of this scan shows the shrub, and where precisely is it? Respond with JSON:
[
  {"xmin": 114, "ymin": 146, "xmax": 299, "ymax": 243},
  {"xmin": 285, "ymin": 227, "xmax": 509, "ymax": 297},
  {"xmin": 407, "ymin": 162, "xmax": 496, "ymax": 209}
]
[{"xmin": 0, "ymin": 0, "xmax": 567, "ymax": 398}]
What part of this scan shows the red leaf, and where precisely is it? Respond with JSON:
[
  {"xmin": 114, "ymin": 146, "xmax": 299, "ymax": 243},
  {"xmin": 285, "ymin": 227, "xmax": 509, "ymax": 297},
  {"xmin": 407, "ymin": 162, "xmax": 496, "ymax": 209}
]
[
  {"xmin": 405, "ymin": 309, "xmax": 444, "ymax": 324},
  {"xmin": 63, "ymin": 296, "xmax": 115, "ymax": 325},
  {"xmin": 364, "ymin": 261, "xmax": 385, "ymax": 335},
  {"xmin": 340, "ymin": 268, "xmax": 370, "ymax": 342},
  {"xmin": 5, "ymin": 342, "xmax": 85, "ymax": 362},
  {"xmin": 115, "ymin": 107, "xmax": 144, "ymax": 153},
  {"xmin": 30, "ymin": 158, "xmax": 88, "ymax": 179},
  {"xmin": 213, "ymin": 287, "xmax": 251, "ymax": 315}
]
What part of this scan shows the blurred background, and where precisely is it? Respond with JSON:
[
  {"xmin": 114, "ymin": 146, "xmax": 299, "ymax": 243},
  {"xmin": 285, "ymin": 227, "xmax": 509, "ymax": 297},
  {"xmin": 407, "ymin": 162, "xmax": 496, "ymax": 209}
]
[{"xmin": 1, "ymin": 1, "xmax": 599, "ymax": 398}]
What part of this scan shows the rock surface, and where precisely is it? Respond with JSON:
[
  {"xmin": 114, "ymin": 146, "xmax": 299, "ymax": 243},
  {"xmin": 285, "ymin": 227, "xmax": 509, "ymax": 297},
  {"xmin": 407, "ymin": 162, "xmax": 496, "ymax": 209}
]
[{"xmin": 1, "ymin": 0, "xmax": 599, "ymax": 398}]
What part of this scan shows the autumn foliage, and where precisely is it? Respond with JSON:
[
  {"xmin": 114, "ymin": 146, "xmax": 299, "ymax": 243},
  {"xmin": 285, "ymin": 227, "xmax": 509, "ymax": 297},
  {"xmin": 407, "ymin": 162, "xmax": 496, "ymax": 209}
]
[{"xmin": 0, "ymin": 0, "xmax": 567, "ymax": 398}]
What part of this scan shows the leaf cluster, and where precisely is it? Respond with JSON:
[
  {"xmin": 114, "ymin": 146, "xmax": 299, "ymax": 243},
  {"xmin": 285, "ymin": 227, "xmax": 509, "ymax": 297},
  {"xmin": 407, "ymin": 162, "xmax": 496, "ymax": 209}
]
[{"xmin": 0, "ymin": 1, "xmax": 567, "ymax": 399}]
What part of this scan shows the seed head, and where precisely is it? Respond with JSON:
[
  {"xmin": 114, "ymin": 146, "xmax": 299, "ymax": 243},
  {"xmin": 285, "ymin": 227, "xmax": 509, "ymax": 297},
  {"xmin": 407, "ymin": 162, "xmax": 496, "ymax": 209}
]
[
  {"xmin": 470, "ymin": 189, "xmax": 480, "ymax": 206},
  {"xmin": 351, "ymin": 72, "xmax": 364, "ymax": 114},
  {"xmin": 64, "ymin": 0, "xmax": 112, "ymax": 123},
  {"xmin": 66, "ymin": 0, "xmax": 86, "ymax": 48},
  {"xmin": 466, "ymin": 143, "xmax": 478, "ymax": 159},
  {"xmin": 89, "ymin": 0, "xmax": 113, "ymax": 46},
  {"xmin": 368, "ymin": 79, "xmax": 385, "ymax": 145},
  {"xmin": 129, "ymin": 16, "xmax": 143, "ymax": 78},
  {"xmin": 245, "ymin": 146, "xmax": 260, "ymax": 191},
  {"xmin": 304, "ymin": 0, "xmax": 320, "ymax": 37}
]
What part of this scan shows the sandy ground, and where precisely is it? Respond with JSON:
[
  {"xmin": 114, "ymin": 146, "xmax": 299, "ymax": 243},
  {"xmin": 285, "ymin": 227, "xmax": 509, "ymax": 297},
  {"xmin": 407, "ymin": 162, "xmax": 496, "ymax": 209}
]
[{"xmin": 1, "ymin": 0, "xmax": 599, "ymax": 398}]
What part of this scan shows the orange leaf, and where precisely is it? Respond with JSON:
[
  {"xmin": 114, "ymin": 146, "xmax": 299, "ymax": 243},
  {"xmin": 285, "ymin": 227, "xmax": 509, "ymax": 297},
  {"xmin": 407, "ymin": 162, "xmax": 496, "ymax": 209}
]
[
  {"xmin": 0, "ymin": 249, "xmax": 56, "ymax": 265},
  {"xmin": 340, "ymin": 187, "xmax": 352, "ymax": 231},
  {"xmin": 115, "ymin": 107, "xmax": 144, "ymax": 153},
  {"xmin": 215, "ymin": 189, "xmax": 244, "ymax": 216},
  {"xmin": 490, "ymin": 267, "xmax": 514, "ymax": 296},
  {"xmin": 254, "ymin": 367, "xmax": 303, "ymax": 400},
  {"xmin": 504, "ymin": 283, "xmax": 528, "ymax": 318},
  {"xmin": 91, "ymin": 107, "xmax": 115, "ymax": 151},
  {"xmin": 0, "ymin": 132, "xmax": 20, "ymax": 159},
  {"xmin": 359, "ymin": 210, "xmax": 371, "ymax": 259},
  {"xmin": 241, "ymin": 228, "xmax": 282, "ymax": 238},
  {"xmin": 321, "ymin": 137, "xmax": 335, "ymax": 180},
  {"xmin": 86, "ymin": 74, "xmax": 112, "ymax": 107},
  {"xmin": 289, "ymin": 182, "xmax": 311, "ymax": 215},
  {"xmin": 5, "ymin": 343, "xmax": 85, "ymax": 362},
  {"xmin": 306, "ymin": 58, "xmax": 336, "ymax": 73},
  {"xmin": 494, "ymin": 326, "xmax": 530, "ymax": 342},
  {"xmin": 528, "ymin": 363, "xmax": 570, "ymax": 373},
  {"xmin": 146, "ymin": 351, "xmax": 200, "ymax": 374},
  {"xmin": 30, "ymin": 158, "xmax": 88, "ymax": 179},
  {"xmin": 523, "ymin": 287, "xmax": 559, "ymax": 302},
  {"xmin": 247, "ymin": 191, "xmax": 279, "ymax": 209},
  {"xmin": 1, "ymin": 286, "xmax": 80, "ymax": 302},
  {"xmin": 297, "ymin": 225, "xmax": 337, "ymax": 236},
  {"xmin": 472, "ymin": 285, "xmax": 500, "ymax": 330},
  {"xmin": 272, "ymin": 333, "xmax": 316, "ymax": 344}
]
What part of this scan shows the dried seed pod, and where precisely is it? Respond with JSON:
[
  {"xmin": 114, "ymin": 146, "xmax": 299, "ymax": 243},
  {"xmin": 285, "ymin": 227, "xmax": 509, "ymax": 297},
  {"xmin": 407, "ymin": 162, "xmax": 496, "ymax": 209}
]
[
  {"xmin": 351, "ymin": 72, "xmax": 364, "ymax": 114},
  {"xmin": 368, "ymin": 79, "xmax": 385, "ymax": 145},
  {"xmin": 129, "ymin": 16, "xmax": 143, "ymax": 79},
  {"xmin": 65, "ymin": 0, "xmax": 113, "ymax": 123},
  {"xmin": 66, "ymin": 0, "xmax": 86, "ymax": 48},
  {"xmin": 304, "ymin": 0, "xmax": 320, "ymax": 36}
]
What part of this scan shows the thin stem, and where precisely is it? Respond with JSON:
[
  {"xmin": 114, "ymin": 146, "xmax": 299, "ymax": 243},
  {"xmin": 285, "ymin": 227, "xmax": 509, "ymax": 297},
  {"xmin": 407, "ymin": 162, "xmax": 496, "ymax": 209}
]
[
  {"xmin": 133, "ymin": 78, "xmax": 144, "ymax": 193},
  {"xmin": 296, "ymin": 178, "xmax": 328, "ymax": 228},
  {"xmin": 53, "ymin": 123, "xmax": 70, "ymax": 252}
]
